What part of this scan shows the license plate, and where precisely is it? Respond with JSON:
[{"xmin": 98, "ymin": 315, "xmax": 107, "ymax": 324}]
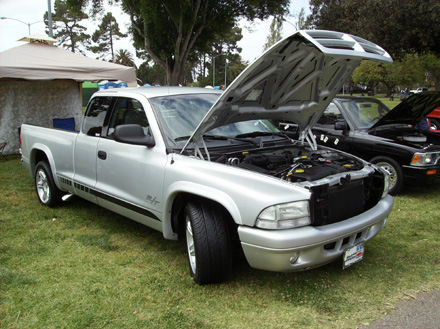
[{"xmin": 343, "ymin": 244, "xmax": 364, "ymax": 269}]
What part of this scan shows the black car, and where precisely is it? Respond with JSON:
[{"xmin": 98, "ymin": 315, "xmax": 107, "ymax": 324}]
[{"xmin": 311, "ymin": 92, "xmax": 440, "ymax": 194}]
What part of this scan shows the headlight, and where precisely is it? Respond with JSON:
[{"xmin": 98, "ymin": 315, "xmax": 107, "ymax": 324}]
[
  {"xmin": 411, "ymin": 152, "xmax": 438, "ymax": 166},
  {"xmin": 256, "ymin": 201, "xmax": 311, "ymax": 230}
]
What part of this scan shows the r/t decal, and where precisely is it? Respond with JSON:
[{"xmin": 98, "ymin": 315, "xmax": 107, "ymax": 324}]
[{"xmin": 147, "ymin": 195, "xmax": 160, "ymax": 205}]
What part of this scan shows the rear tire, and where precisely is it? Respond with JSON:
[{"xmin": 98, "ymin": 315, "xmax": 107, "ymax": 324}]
[
  {"xmin": 184, "ymin": 200, "xmax": 232, "ymax": 285},
  {"xmin": 370, "ymin": 156, "xmax": 403, "ymax": 195},
  {"xmin": 34, "ymin": 161, "xmax": 63, "ymax": 207}
]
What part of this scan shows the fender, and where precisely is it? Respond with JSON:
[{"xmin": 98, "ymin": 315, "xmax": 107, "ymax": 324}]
[
  {"xmin": 30, "ymin": 143, "xmax": 61, "ymax": 189},
  {"xmin": 162, "ymin": 181, "xmax": 243, "ymax": 240}
]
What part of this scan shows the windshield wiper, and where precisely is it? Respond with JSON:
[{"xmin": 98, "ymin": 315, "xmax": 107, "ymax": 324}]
[
  {"xmin": 175, "ymin": 134, "xmax": 257, "ymax": 146},
  {"xmin": 235, "ymin": 131, "xmax": 275, "ymax": 138},
  {"xmin": 203, "ymin": 135, "xmax": 258, "ymax": 146},
  {"xmin": 174, "ymin": 135, "xmax": 191, "ymax": 142},
  {"xmin": 235, "ymin": 131, "xmax": 291, "ymax": 141}
]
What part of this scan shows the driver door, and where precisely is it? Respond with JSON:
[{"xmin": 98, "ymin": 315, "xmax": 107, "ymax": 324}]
[{"xmin": 94, "ymin": 97, "xmax": 167, "ymax": 228}]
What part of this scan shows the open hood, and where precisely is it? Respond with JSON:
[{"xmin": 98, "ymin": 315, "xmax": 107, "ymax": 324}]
[
  {"xmin": 371, "ymin": 91, "xmax": 440, "ymax": 129},
  {"xmin": 184, "ymin": 30, "xmax": 392, "ymax": 151}
]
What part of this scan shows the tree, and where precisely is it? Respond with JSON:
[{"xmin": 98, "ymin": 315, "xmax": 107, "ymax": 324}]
[
  {"xmin": 115, "ymin": 49, "xmax": 136, "ymax": 67},
  {"xmin": 396, "ymin": 55, "xmax": 425, "ymax": 89},
  {"xmin": 45, "ymin": 0, "xmax": 90, "ymax": 54},
  {"xmin": 295, "ymin": 8, "xmax": 308, "ymax": 30},
  {"xmin": 286, "ymin": 7, "xmax": 308, "ymax": 31},
  {"xmin": 420, "ymin": 53, "xmax": 440, "ymax": 91},
  {"xmin": 137, "ymin": 61, "xmax": 167, "ymax": 85},
  {"xmin": 68, "ymin": 0, "xmax": 290, "ymax": 86},
  {"xmin": 203, "ymin": 26, "xmax": 244, "ymax": 87},
  {"xmin": 90, "ymin": 12, "xmax": 127, "ymax": 61},
  {"xmin": 308, "ymin": 0, "xmax": 440, "ymax": 60},
  {"xmin": 351, "ymin": 61, "xmax": 385, "ymax": 94},
  {"xmin": 263, "ymin": 16, "xmax": 283, "ymax": 51}
]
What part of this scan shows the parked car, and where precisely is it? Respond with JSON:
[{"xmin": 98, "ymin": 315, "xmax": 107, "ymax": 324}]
[
  {"xmin": 310, "ymin": 94, "xmax": 440, "ymax": 195},
  {"xmin": 409, "ymin": 87, "xmax": 429, "ymax": 95},
  {"xmin": 20, "ymin": 30, "xmax": 394, "ymax": 284},
  {"xmin": 427, "ymin": 106, "xmax": 440, "ymax": 131}
]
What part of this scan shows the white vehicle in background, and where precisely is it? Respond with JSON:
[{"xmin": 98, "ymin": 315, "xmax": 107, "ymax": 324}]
[
  {"xmin": 20, "ymin": 30, "xmax": 394, "ymax": 284},
  {"xmin": 409, "ymin": 87, "xmax": 429, "ymax": 94}
]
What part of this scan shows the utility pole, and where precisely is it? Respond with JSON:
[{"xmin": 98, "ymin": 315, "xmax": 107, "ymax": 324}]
[{"xmin": 47, "ymin": 0, "xmax": 53, "ymax": 37}]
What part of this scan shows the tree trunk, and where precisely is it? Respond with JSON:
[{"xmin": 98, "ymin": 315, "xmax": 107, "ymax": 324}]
[{"xmin": 434, "ymin": 74, "xmax": 440, "ymax": 91}]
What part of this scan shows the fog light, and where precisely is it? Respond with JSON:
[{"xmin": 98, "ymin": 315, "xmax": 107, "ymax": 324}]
[{"xmin": 289, "ymin": 253, "xmax": 299, "ymax": 264}]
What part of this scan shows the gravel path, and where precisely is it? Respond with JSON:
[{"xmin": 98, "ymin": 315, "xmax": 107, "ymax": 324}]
[{"xmin": 359, "ymin": 290, "xmax": 440, "ymax": 329}]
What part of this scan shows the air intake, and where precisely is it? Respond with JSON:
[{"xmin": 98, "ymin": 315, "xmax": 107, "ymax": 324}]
[{"xmin": 301, "ymin": 30, "xmax": 392, "ymax": 62}]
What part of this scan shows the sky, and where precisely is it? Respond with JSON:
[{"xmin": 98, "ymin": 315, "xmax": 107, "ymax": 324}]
[{"xmin": 0, "ymin": 0, "xmax": 311, "ymax": 66}]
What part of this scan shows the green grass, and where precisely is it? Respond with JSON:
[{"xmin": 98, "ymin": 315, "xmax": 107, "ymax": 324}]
[
  {"xmin": 338, "ymin": 93, "xmax": 401, "ymax": 109},
  {"xmin": 1, "ymin": 156, "xmax": 439, "ymax": 328}
]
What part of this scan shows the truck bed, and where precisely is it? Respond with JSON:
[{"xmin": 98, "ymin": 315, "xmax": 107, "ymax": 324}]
[{"xmin": 21, "ymin": 124, "xmax": 78, "ymax": 188}]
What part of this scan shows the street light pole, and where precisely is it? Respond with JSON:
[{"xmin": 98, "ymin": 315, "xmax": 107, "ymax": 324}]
[
  {"xmin": 47, "ymin": 0, "xmax": 53, "ymax": 37},
  {"xmin": 224, "ymin": 59, "xmax": 228, "ymax": 88},
  {"xmin": 212, "ymin": 53, "xmax": 222, "ymax": 87},
  {"xmin": 0, "ymin": 17, "xmax": 43, "ymax": 35}
]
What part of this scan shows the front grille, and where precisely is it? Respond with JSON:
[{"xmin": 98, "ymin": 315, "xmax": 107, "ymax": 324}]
[{"xmin": 310, "ymin": 170, "xmax": 384, "ymax": 226}]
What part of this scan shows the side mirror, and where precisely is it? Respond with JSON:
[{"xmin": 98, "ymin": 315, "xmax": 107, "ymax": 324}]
[
  {"xmin": 334, "ymin": 120, "xmax": 349, "ymax": 131},
  {"xmin": 114, "ymin": 124, "xmax": 155, "ymax": 147}
]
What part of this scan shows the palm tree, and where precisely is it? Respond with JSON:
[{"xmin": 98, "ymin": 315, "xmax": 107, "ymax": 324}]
[{"xmin": 114, "ymin": 49, "xmax": 136, "ymax": 68}]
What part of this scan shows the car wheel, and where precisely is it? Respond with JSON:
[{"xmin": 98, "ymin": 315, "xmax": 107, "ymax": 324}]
[
  {"xmin": 370, "ymin": 156, "xmax": 403, "ymax": 195},
  {"xmin": 184, "ymin": 200, "xmax": 232, "ymax": 285},
  {"xmin": 429, "ymin": 118, "xmax": 440, "ymax": 131},
  {"xmin": 34, "ymin": 161, "xmax": 63, "ymax": 207}
]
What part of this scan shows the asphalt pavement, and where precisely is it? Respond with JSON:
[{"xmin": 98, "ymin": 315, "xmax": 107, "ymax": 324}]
[{"xmin": 358, "ymin": 289, "xmax": 440, "ymax": 329}]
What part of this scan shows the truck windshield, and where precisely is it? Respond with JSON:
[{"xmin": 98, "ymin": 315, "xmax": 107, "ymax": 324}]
[
  {"xmin": 149, "ymin": 93, "xmax": 279, "ymax": 144},
  {"xmin": 340, "ymin": 99, "xmax": 391, "ymax": 129}
]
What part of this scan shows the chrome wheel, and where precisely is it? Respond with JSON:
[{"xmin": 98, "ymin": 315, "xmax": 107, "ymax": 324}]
[
  {"xmin": 186, "ymin": 216, "xmax": 196, "ymax": 274},
  {"xmin": 36, "ymin": 168, "xmax": 50, "ymax": 204},
  {"xmin": 34, "ymin": 161, "xmax": 63, "ymax": 207},
  {"xmin": 371, "ymin": 156, "xmax": 404, "ymax": 195},
  {"xmin": 376, "ymin": 161, "xmax": 397, "ymax": 190}
]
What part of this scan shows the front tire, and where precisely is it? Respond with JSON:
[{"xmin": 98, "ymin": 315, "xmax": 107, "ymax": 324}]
[
  {"xmin": 370, "ymin": 156, "xmax": 403, "ymax": 195},
  {"xmin": 34, "ymin": 161, "xmax": 63, "ymax": 207},
  {"xmin": 184, "ymin": 200, "xmax": 232, "ymax": 285}
]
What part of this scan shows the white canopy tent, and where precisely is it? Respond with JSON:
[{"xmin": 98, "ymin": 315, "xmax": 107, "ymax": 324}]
[{"xmin": 0, "ymin": 39, "xmax": 137, "ymax": 155}]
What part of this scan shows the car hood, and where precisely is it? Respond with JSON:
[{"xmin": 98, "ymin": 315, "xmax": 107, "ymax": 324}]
[
  {"xmin": 183, "ymin": 30, "xmax": 392, "ymax": 150},
  {"xmin": 371, "ymin": 91, "xmax": 440, "ymax": 129}
]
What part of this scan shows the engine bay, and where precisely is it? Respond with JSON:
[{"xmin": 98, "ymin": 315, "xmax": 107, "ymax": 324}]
[
  {"xmin": 372, "ymin": 127, "xmax": 440, "ymax": 150},
  {"xmin": 214, "ymin": 145, "xmax": 365, "ymax": 182}
]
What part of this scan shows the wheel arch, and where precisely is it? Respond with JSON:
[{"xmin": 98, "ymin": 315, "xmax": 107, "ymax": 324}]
[
  {"xmin": 29, "ymin": 145, "xmax": 60, "ymax": 188},
  {"xmin": 162, "ymin": 182, "xmax": 242, "ymax": 240}
]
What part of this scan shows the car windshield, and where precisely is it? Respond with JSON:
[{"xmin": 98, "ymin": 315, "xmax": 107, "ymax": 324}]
[
  {"xmin": 340, "ymin": 98, "xmax": 391, "ymax": 129},
  {"xmin": 149, "ymin": 93, "xmax": 280, "ymax": 144}
]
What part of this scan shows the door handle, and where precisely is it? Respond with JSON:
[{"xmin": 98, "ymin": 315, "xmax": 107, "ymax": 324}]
[{"xmin": 97, "ymin": 150, "xmax": 107, "ymax": 160}]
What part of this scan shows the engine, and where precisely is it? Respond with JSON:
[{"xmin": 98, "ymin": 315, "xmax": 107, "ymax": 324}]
[{"xmin": 217, "ymin": 146, "xmax": 364, "ymax": 182}]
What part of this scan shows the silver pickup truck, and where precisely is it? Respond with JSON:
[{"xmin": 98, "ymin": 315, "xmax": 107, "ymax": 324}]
[{"xmin": 21, "ymin": 30, "xmax": 394, "ymax": 284}]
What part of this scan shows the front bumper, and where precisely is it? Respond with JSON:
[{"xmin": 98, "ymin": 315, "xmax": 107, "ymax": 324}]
[
  {"xmin": 402, "ymin": 165, "xmax": 440, "ymax": 185},
  {"xmin": 238, "ymin": 195, "xmax": 393, "ymax": 272}
]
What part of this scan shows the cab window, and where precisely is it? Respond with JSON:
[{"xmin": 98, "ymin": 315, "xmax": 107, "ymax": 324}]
[
  {"xmin": 107, "ymin": 98, "xmax": 150, "ymax": 139},
  {"xmin": 317, "ymin": 103, "xmax": 346, "ymax": 127},
  {"xmin": 82, "ymin": 97, "xmax": 113, "ymax": 137}
]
